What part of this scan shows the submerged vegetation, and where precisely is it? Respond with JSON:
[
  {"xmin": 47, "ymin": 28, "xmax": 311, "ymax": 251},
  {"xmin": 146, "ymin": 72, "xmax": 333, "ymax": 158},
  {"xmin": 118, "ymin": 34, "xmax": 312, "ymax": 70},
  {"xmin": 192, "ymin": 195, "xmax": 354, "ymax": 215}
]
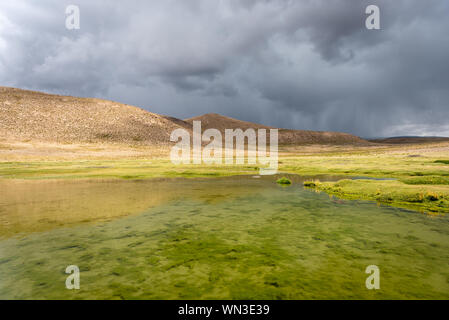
[{"xmin": 1, "ymin": 176, "xmax": 449, "ymax": 299}]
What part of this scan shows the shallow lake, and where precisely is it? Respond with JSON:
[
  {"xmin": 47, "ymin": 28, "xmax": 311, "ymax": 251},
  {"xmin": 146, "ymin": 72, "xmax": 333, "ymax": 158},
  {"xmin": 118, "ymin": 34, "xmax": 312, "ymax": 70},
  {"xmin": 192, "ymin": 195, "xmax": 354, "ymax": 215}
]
[{"xmin": 0, "ymin": 175, "xmax": 448, "ymax": 299}]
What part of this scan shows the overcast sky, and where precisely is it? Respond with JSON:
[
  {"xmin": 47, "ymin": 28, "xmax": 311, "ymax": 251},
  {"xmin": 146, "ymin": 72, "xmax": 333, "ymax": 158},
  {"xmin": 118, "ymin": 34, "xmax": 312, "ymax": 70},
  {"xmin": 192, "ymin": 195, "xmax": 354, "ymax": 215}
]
[{"xmin": 1, "ymin": 0, "xmax": 448, "ymax": 137}]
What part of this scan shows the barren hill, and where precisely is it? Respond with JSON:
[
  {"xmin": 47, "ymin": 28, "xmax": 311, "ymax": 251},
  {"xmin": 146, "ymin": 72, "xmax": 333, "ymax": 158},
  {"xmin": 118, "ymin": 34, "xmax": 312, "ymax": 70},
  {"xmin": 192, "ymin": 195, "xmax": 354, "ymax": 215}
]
[
  {"xmin": 0, "ymin": 87, "xmax": 367, "ymax": 147},
  {"xmin": 370, "ymin": 136, "xmax": 449, "ymax": 144},
  {"xmin": 186, "ymin": 113, "xmax": 367, "ymax": 145},
  {"xmin": 0, "ymin": 87, "xmax": 191, "ymax": 145},
  {"xmin": 185, "ymin": 113, "xmax": 274, "ymax": 132}
]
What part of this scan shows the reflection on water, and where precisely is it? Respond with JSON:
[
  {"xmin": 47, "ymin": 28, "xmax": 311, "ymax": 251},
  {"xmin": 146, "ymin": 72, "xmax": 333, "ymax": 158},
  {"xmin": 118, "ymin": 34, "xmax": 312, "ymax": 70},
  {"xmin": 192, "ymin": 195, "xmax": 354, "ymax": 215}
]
[
  {"xmin": 0, "ymin": 175, "xmax": 448, "ymax": 299},
  {"xmin": 0, "ymin": 176, "xmax": 289, "ymax": 237}
]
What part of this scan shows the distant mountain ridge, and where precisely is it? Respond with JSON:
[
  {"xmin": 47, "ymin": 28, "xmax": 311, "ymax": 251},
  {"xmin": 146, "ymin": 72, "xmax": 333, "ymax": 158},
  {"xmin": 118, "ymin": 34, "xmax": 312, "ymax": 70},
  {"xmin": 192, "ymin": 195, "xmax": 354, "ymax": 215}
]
[
  {"xmin": 1, "ymin": 87, "xmax": 367, "ymax": 146},
  {"xmin": 370, "ymin": 136, "xmax": 449, "ymax": 144},
  {"xmin": 185, "ymin": 113, "xmax": 368, "ymax": 145}
]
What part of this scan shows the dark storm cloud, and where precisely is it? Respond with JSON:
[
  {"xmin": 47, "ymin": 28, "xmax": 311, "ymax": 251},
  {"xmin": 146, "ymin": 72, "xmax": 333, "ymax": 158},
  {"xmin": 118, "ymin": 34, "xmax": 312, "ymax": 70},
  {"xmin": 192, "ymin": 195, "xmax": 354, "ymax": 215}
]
[{"xmin": 0, "ymin": 0, "xmax": 448, "ymax": 136}]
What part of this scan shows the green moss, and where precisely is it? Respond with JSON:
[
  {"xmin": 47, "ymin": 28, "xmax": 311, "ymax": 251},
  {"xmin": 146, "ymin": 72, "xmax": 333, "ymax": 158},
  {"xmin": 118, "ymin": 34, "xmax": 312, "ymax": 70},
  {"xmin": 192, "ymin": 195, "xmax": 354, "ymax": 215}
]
[
  {"xmin": 304, "ymin": 181, "xmax": 319, "ymax": 187},
  {"xmin": 276, "ymin": 177, "xmax": 292, "ymax": 185},
  {"xmin": 435, "ymin": 160, "xmax": 449, "ymax": 164},
  {"xmin": 312, "ymin": 179, "xmax": 449, "ymax": 214},
  {"xmin": 401, "ymin": 176, "xmax": 449, "ymax": 185}
]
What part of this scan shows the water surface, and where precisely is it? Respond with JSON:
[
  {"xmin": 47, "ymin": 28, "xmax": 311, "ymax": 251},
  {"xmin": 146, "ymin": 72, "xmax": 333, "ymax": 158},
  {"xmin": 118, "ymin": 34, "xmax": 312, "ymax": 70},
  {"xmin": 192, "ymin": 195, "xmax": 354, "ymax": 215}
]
[{"xmin": 0, "ymin": 175, "xmax": 448, "ymax": 299}]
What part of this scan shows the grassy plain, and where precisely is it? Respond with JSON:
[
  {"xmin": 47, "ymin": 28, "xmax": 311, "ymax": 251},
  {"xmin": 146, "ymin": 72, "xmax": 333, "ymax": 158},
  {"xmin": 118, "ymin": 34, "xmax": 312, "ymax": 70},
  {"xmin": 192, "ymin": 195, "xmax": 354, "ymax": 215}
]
[
  {"xmin": 1, "ymin": 140, "xmax": 449, "ymax": 214},
  {"xmin": 283, "ymin": 142, "xmax": 449, "ymax": 214}
]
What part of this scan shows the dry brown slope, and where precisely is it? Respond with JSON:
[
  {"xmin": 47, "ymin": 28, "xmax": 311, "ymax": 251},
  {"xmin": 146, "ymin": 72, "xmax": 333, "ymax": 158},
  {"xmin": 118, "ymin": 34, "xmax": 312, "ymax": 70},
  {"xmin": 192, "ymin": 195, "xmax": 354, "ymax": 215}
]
[
  {"xmin": 0, "ymin": 87, "xmax": 190, "ymax": 145},
  {"xmin": 370, "ymin": 137, "xmax": 449, "ymax": 144},
  {"xmin": 185, "ymin": 113, "xmax": 273, "ymax": 132},
  {"xmin": 186, "ymin": 113, "xmax": 368, "ymax": 145},
  {"xmin": 277, "ymin": 129, "xmax": 367, "ymax": 145},
  {"xmin": 0, "ymin": 87, "xmax": 368, "ymax": 147}
]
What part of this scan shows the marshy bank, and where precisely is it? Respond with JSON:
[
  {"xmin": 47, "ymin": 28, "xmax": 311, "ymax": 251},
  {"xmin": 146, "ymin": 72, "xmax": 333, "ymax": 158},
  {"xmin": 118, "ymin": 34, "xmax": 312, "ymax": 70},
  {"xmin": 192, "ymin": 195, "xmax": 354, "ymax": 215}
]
[{"xmin": 304, "ymin": 178, "xmax": 449, "ymax": 215}]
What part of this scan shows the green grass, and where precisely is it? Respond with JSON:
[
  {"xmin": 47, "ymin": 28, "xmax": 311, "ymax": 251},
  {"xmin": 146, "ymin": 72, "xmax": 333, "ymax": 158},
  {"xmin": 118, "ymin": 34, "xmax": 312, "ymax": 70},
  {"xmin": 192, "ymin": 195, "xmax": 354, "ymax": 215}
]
[
  {"xmin": 276, "ymin": 177, "xmax": 292, "ymax": 185},
  {"xmin": 400, "ymin": 176, "xmax": 449, "ymax": 185},
  {"xmin": 0, "ymin": 160, "xmax": 257, "ymax": 180},
  {"xmin": 303, "ymin": 181, "xmax": 317, "ymax": 187},
  {"xmin": 281, "ymin": 150, "xmax": 449, "ymax": 214},
  {"xmin": 1, "ymin": 144, "xmax": 449, "ymax": 214},
  {"xmin": 307, "ymin": 179, "xmax": 449, "ymax": 214}
]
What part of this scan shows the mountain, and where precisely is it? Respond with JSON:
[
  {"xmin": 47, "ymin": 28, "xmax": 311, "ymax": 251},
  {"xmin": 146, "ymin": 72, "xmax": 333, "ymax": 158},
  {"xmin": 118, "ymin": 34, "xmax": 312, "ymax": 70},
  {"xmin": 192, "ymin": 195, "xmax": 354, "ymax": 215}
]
[
  {"xmin": 370, "ymin": 136, "xmax": 449, "ymax": 144},
  {"xmin": 0, "ymin": 87, "xmax": 367, "ymax": 146},
  {"xmin": 185, "ymin": 113, "xmax": 274, "ymax": 132},
  {"xmin": 185, "ymin": 113, "xmax": 367, "ymax": 145},
  {"xmin": 0, "ymin": 87, "xmax": 191, "ymax": 145}
]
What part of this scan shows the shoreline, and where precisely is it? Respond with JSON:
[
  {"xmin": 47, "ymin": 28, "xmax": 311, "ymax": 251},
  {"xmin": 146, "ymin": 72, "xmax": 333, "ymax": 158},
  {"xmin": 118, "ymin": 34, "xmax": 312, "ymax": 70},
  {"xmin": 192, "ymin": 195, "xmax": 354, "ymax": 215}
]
[{"xmin": 1, "ymin": 140, "xmax": 449, "ymax": 215}]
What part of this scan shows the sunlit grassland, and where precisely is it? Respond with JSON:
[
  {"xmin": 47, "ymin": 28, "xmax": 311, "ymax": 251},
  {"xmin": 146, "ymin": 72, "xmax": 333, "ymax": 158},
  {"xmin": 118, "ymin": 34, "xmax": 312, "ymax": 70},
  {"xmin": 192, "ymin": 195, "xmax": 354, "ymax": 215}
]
[
  {"xmin": 0, "ymin": 160, "xmax": 260, "ymax": 180},
  {"xmin": 1, "ymin": 141, "xmax": 448, "ymax": 214},
  {"xmin": 307, "ymin": 179, "xmax": 449, "ymax": 214},
  {"xmin": 282, "ymin": 144, "xmax": 449, "ymax": 214}
]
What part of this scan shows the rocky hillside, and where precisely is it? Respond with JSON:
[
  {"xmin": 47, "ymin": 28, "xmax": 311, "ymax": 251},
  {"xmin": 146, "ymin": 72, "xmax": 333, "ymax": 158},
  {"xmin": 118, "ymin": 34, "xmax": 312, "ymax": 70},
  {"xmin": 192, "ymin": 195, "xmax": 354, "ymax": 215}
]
[
  {"xmin": 370, "ymin": 136, "xmax": 449, "ymax": 144},
  {"xmin": 0, "ymin": 87, "xmax": 368, "ymax": 146},
  {"xmin": 0, "ymin": 87, "xmax": 191, "ymax": 145},
  {"xmin": 186, "ymin": 113, "xmax": 367, "ymax": 145},
  {"xmin": 185, "ymin": 113, "xmax": 274, "ymax": 132}
]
